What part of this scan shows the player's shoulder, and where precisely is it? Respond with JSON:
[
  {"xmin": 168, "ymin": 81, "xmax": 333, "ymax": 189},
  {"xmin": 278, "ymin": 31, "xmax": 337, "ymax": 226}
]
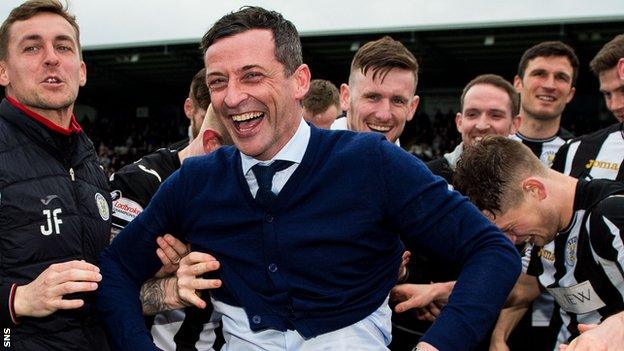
[{"xmin": 571, "ymin": 123, "xmax": 621, "ymax": 145}]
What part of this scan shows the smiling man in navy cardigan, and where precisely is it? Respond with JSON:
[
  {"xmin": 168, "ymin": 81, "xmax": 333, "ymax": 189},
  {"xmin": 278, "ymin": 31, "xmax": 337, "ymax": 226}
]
[{"xmin": 97, "ymin": 7, "xmax": 521, "ymax": 351}]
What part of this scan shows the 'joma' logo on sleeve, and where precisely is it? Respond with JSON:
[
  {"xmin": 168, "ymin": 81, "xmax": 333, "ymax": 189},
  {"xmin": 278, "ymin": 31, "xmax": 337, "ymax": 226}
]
[{"xmin": 585, "ymin": 159, "xmax": 620, "ymax": 171}]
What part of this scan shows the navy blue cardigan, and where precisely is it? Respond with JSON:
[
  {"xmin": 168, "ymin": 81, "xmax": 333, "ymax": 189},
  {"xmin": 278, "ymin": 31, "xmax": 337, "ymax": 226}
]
[{"xmin": 98, "ymin": 127, "xmax": 521, "ymax": 351}]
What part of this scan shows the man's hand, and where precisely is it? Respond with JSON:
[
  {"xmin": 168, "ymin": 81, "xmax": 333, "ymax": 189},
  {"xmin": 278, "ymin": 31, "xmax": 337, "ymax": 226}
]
[
  {"xmin": 154, "ymin": 234, "xmax": 190, "ymax": 278},
  {"xmin": 140, "ymin": 235, "xmax": 192, "ymax": 315},
  {"xmin": 176, "ymin": 252, "xmax": 222, "ymax": 309},
  {"xmin": 414, "ymin": 301, "xmax": 444, "ymax": 322},
  {"xmin": 398, "ymin": 250, "xmax": 411, "ymax": 281},
  {"xmin": 414, "ymin": 341, "xmax": 439, "ymax": 351},
  {"xmin": 13, "ymin": 260, "xmax": 101, "ymax": 318},
  {"xmin": 489, "ymin": 339, "xmax": 511, "ymax": 351},
  {"xmin": 141, "ymin": 276, "xmax": 183, "ymax": 315},
  {"xmin": 391, "ymin": 281, "xmax": 454, "ymax": 313},
  {"xmin": 559, "ymin": 312, "xmax": 624, "ymax": 351},
  {"xmin": 489, "ymin": 305, "xmax": 529, "ymax": 351}
]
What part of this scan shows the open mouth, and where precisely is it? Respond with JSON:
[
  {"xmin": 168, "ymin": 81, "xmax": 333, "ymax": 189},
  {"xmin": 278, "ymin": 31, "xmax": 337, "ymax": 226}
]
[
  {"xmin": 231, "ymin": 112, "xmax": 265, "ymax": 134},
  {"xmin": 472, "ymin": 136, "xmax": 485, "ymax": 143},
  {"xmin": 536, "ymin": 95, "xmax": 555, "ymax": 102},
  {"xmin": 42, "ymin": 76, "xmax": 63, "ymax": 85},
  {"xmin": 367, "ymin": 123, "xmax": 391, "ymax": 133}
]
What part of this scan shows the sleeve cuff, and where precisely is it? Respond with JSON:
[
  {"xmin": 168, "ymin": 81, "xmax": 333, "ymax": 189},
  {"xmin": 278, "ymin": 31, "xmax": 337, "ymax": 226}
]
[{"xmin": 1, "ymin": 283, "xmax": 20, "ymax": 327}]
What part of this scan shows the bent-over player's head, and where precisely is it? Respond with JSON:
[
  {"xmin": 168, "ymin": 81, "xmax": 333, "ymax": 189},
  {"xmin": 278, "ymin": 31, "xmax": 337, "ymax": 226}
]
[
  {"xmin": 341, "ymin": 36, "xmax": 419, "ymax": 143},
  {"xmin": 454, "ymin": 136, "xmax": 562, "ymax": 246},
  {"xmin": 201, "ymin": 6, "xmax": 310, "ymax": 161},
  {"xmin": 456, "ymin": 74, "xmax": 521, "ymax": 147},
  {"xmin": 302, "ymin": 79, "xmax": 340, "ymax": 129},
  {"xmin": 590, "ymin": 34, "xmax": 624, "ymax": 122}
]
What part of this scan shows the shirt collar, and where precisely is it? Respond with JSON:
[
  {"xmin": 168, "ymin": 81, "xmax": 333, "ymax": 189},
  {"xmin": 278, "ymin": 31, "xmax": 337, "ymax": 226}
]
[
  {"xmin": 241, "ymin": 118, "xmax": 310, "ymax": 175},
  {"xmin": 6, "ymin": 95, "xmax": 82, "ymax": 135}
]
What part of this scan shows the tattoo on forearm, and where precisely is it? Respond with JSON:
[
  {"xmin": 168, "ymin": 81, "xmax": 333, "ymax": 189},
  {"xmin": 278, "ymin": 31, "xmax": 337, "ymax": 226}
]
[{"xmin": 141, "ymin": 278, "xmax": 167, "ymax": 316}]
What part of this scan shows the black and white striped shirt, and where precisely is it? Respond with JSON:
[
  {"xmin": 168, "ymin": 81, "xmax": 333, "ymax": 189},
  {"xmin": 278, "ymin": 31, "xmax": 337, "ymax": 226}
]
[
  {"xmin": 552, "ymin": 123, "xmax": 624, "ymax": 181},
  {"xmin": 110, "ymin": 145, "xmax": 223, "ymax": 351},
  {"xmin": 513, "ymin": 129, "xmax": 573, "ymax": 336},
  {"xmin": 512, "ymin": 128, "xmax": 574, "ymax": 168},
  {"xmin": 527, "ymin": 180, "xmax": 624, "ymax": 349}
]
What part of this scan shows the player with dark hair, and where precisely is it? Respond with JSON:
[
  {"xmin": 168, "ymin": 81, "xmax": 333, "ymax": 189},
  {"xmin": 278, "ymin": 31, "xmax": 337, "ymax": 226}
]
[
  {"xmin": 512, "ymin": 41, "xmax": 578, "ymax": 167},
  {"xmin": 98, "ymin": 7, "xmax": 520, "ymax": 351},
  {"xmin": 455, "ymin": 135, "xmax": 624, "ymax": 351},
  {"xmin": 302, "ymin": 79, "xmax": 340, "ymax": 129}
]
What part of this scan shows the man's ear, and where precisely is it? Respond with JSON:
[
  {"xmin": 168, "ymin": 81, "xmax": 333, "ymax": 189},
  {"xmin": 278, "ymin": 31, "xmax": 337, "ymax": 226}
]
[
  {"xmin": 407, "ymin": 95, "xmax": 420, "ymax": 122},
  {"xmin": 617, "ymin": 57, "xmax": 624, "ymax": 80},
  {"xmin": 183, "ymin": 98, "xmax": 193, "ymax": 120},
  {"xmin": 513, "ymin": 75, "xmax": 523, "ymax": 92},
  {"xmin": 521, "ymin": 177, "xmax": 547, "ymax": 200},
  {"xmin": 202, "ymin": 129, "xmax": 221, "ymax": 154},
  {"xmin": 455, "ymin": 112, "xmax": 463, "ymax": 133},
  {"xmin": 79, "ymin": 61, "xmax": 87, "ymax": 87},
  {"xmin": 292, "ymin": 64, "xmax": 311, "ymax": 100},
  {"xmin": 565, "ymin": 86, "xmax": 576, "ymax": 104},
  {"xmin": 0, "ymin": 61, "xmax": 10, "ymax": 87},
  {"xmin": 510, "ymin": 114, "xmax": 523, "ymax": 134},
  {"xmin": 339, "ymin": 83, "xmax": 350, "ymax": 112}
]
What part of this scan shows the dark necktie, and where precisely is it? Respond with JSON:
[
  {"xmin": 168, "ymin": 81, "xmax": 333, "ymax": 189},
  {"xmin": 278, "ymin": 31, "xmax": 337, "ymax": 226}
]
[{"xmin": 251, "ymin": 160, "xmax": 294, "ymax": 208}]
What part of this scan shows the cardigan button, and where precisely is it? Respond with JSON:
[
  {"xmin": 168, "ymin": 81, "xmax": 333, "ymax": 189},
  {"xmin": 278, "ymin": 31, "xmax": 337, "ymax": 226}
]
[
  {"xmin": 268, "ymin": 263, "xmax": 278, "ymax": 272},
  {"xmin": 265, "ymin": 214, "xmax": 274, "ymax": 222},
  {"xmin": 252, "ymin": 315, "xmax": 262, "ymax": 324}
]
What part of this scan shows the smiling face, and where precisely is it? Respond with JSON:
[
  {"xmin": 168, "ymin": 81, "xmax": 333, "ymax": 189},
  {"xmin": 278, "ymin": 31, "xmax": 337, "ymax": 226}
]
[
  {"xmin": 456, "ymin": 83, "xmax": 521, "ymax": 146},
  {"xmin": 341, "ymin": 68, "xmax": 419, "ymax": 143},
  {"xmin": 514, "ymin": 56, "xmax": 575, "ymax": 121},
  {"xmin": 489, "ymin": 196, "xmax": 560, "ymax": 247},
  {"xmin": 0, "ymin": 12, "xmax": 85, "ymax": 119},
  {"xmin": 204, "ymin": 29, "xmax": 310, "ymax": 160},
  {"xmin": 598, "ymin": 65, "xmax": 624, "ymax": 122}
]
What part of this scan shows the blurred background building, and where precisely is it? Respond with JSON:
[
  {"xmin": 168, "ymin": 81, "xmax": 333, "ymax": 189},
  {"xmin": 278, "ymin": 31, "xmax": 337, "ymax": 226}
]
[{"xmin": 2, "ymin": 0, "xmax": 622, "ymax": 173}]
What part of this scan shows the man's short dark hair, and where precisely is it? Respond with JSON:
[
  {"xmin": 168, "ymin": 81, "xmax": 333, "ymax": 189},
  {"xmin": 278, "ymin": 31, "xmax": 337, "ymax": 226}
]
[
  {"xmin": 517, "ymin": 41, "xmax": 579, "ymax": 85},
  {"xmin": 189, "ymin": 68, "xmax": 210, "ymax": 111},
  {"xmin": 460, "ymin": 74, "xmax": 520, "ymax": 116},
  {"xmin": 0, "ymin": 0, "xmax": 81, "ymax": 60},
  {"xmin": 201, "ymin": 6, "xmax": 302, "ymax": 76},
  {"xmin": 454, "ymin": 135, "xmax": 545, "ymax": 218},
  {"xmin": 590, "ymin": 34, "xmax": 624, "ymax": 76},
  {"xmin": 350, "ymin": 36, "xmax": 419, "ymax": 91},
  {"xmin": 302, "ymin": 79, "xmax": 340, "ymax": 115}
]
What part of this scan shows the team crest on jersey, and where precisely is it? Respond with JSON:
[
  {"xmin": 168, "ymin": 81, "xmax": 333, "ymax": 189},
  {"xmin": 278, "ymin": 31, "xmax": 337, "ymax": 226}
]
[
  {"xmin": 95, "ymin": 193, "xmax": 110, "ymax": 221},
  {"xmin": 565, "ymin": 236, "xmax": 578, "ymax": 266},
  {"xmin": 542, "ymin": 151, "xmax": 557, "ymax": 167}
]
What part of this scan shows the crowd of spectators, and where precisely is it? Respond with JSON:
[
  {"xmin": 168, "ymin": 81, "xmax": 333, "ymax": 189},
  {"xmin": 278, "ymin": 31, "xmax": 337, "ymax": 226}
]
[
  {"xmin": 84, "ymin": 109, "xmax": 456, "ymax": 175},
  {"xmin": 83, "ymin": 107, "xmax": 603, "ymax": 175},
  {"xmin": 83, "ymin": 115, "xmax": 186, "ymax": 176}
]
